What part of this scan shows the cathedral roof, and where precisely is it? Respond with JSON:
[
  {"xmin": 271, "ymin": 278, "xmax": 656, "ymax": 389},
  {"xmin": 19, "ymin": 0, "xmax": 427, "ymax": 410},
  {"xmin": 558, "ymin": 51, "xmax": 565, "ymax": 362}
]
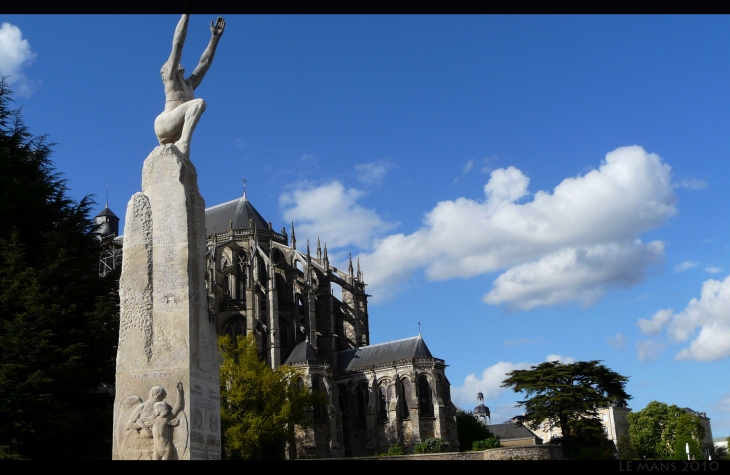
[
  {"xmin": 284, "ymin": 340, "xmax": 320, "ymax": 364},
  {"xmin": 336, "ymin": 335, "xmax": 433, "ymax": 371},
  {"xmin": 204, "ymin": 192, "xmax": 268, "ymax": 236}
]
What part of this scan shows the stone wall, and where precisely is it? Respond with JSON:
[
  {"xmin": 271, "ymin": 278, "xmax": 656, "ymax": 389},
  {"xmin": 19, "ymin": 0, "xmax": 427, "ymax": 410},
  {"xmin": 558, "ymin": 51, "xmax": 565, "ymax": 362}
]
[{"xmin": 320, "ymin": 445, "xmax": 562, "ymax": 461}]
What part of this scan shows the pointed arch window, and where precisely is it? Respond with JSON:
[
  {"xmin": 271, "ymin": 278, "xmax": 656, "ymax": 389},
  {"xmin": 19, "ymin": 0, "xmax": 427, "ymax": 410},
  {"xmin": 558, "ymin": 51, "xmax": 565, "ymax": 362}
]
[
  {"xmin": 418, "ymin": 374, "xmax": 433, "ymax": 417},
  {"xmin": 356, "ymin": 383, "xmax": 369, "ymax": 424},
  {"xmin": 235, "ymin": 252, "xmax": 246, "ymax": 300},
  {"xmin": 400, "ymin": 378, "xmax": 411, "ymax": 419},
  {"xmin": 223, "ymin": 318, "xmax": 246, "ymax": 345},
  {"xmin": 378, "ymin": 385, "xmax": 388, "ymax": 422},
  {"xmin": 313, "ymin": 377, "xmax": 326, "ymax": 420}
]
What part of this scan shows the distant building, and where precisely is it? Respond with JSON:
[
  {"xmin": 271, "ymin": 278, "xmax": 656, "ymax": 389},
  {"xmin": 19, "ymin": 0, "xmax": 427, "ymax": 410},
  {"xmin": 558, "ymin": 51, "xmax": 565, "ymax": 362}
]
[
  {"xmin": 487, "ymin": 422, "xmax": 542, "ymax": 447},
  {"xmin": 684, "ymin": 407, "xmax": 714, "ymax": 451},
  {"xmin": 525, "ymin": 402, "xmax": 631, "ymax": 447}
]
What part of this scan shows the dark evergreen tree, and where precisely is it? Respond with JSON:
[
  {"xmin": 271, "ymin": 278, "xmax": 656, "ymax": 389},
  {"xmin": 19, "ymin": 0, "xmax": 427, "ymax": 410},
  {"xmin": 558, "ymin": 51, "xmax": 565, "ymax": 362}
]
[
  {"xmin": 501, "ymin": 359, "xmax": 631, "ymax": 459},
  {"xmin": 455, "ymin": 410, "xmax": 493, "ymax": 451},
  {"xmin": 0, "ymin": 78, "xmax": 119, "ymax": 459}
]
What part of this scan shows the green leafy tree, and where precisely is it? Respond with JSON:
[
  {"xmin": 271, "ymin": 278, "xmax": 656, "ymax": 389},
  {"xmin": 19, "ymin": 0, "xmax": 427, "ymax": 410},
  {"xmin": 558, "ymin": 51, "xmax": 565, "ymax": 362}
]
[
  {"xmin": 628, "ymin": 401, "xmax": 705, "ymax": 460},
  {"xmin": 0, "ymin": 78, "xmax": 120, "ymax": 459},
  {"xmin": 219, "ymin": 334, "xmax": 327, "ymax": 459},
  {"xmin": 501, "ymin": 360, "xmax": 631, "ymax": 459},
  {"xmin": 617, "ymin": 434, "xmax": 639, "ymax": 460},
  {"xmin": 456, "ymin": 410, "xmax": 493, "ymax": 451}
]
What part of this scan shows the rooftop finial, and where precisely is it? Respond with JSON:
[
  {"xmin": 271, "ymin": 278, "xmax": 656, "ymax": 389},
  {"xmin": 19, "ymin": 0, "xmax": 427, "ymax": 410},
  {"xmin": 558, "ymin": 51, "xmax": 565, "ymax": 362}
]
[
  {"xmin": 106, "ymin": 184, "xmax": 109, "ymax": 208},
  {"xmin": 317, "ymin": 237, "xmax": 322, "ymax": 260},
  {"xmin": 418, "ymin": 320, "xmax": 421, "ymax": 336},
  {"xmin": 242, "ymin": 177, "xmax": 247, "ymax": 199},
  {"xmin": 348, "ymin": 253, "xmax": 354, "ymax": 278},
  {"xmin": 291, "ymin": 222, "xmax": 296, "ymax": 250}
]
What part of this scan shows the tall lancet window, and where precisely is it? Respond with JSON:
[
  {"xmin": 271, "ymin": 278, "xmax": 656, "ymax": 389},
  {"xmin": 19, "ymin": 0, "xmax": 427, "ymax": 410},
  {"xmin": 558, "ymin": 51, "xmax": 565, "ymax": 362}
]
[{"xmin": 235, "ymin": 252, "xmax": 246, "ymax": 301}]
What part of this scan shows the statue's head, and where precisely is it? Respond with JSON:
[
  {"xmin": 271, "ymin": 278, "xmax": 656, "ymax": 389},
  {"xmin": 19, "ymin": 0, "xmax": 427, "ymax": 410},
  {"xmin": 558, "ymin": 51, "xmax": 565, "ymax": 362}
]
[
  {"xmin": 149, "ymin": 386, "xmax": 167, "ymax": 402},
  {"xmin": 153, "ymin": 401, "xmax": 170, "ymax": 417},
  {"xmin": 160, "ymin": 64, "xmax": 185, "ymax": 81}
]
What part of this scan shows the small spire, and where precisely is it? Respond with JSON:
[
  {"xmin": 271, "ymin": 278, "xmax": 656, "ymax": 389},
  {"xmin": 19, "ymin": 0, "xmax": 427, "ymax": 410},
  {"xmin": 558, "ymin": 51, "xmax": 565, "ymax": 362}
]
[
  {"xmin": 306, "ymin": 239, "xmax": 311, "ymax": 258},
  {"xmin": 418, "ymin": 321, "xmax": 421, "ymax": 336},
  {"xmin": 323, "ymin": 243, "xmax": 329, "ymax": 267},
  {"xmin": 317, "ymin": 237, "xmax": 321, "ymax": 260},
  {"xmin": 291, "ymin": 222, "xmax": 296, "ymax": 250},
  {"xmin": 357, "ymin": 258, "xmax": 362, "ymax": 281},
  {"xmin": 242, "ymin": 177, "xmax": 247, "ymax": 199},
  {"xmin": 348, "ymin": 253, "xmax": 354, "ymax": 278},
  {"xmin": 106, "ymin": 183, "xmax": 109, "ymax": 208}
]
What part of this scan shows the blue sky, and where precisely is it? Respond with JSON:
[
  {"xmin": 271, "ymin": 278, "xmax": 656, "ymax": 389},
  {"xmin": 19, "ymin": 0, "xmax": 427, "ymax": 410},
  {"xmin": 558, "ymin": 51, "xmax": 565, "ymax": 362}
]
[{"xmin": 3, "ymin": 14, "xmax": 729, "ymax": 437}]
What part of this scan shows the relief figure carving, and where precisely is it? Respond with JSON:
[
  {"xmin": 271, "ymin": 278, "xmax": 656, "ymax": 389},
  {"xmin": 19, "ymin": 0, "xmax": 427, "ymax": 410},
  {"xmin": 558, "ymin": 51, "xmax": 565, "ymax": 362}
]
[{"xmin": 119, "ymin": 382, "xmax": 188, "ymax": 460}]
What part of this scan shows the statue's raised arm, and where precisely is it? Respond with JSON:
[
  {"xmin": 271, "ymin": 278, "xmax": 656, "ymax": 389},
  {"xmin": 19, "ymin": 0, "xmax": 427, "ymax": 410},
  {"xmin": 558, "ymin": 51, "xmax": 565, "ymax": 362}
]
[
  {"xmin": 163, "ymin": 14, "xmax": 190, "ymax": 84},
  {"xmin": 189, "ymin": 17, "xmax": 225, "ymax": 90},
  {"xmin": 153, "ymin": 13, "xmax": 225, "ymax": 159}
]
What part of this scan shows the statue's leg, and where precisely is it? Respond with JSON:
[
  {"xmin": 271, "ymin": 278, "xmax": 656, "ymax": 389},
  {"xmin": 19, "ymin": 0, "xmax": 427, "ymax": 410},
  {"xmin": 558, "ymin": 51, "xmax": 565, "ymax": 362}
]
[
  {"xmin": 154, "ymin": 106, "xmax": 187, "ymax": 145},
  {"xmin": 175, "ymin": 98, "xmax": 206, "ymax": 157}
]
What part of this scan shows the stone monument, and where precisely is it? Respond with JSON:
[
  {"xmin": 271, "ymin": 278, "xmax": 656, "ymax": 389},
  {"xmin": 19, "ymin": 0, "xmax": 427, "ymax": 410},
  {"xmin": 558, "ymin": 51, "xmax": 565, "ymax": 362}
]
[{"xmin": 113, "ymin": 13, "xmax": 225, "ymax": 460}]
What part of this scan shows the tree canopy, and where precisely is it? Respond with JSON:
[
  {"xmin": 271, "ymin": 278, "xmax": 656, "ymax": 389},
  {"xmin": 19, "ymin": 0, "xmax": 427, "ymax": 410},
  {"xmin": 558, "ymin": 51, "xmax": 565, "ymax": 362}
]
[
  {"xmin": 501, "ymin": 359, "xmax": 631, "ymax": 459},
  {"xmin": 628, "ymin": 401, "xmax": 705, "ymax": 460},
  {"xmin": 0, "ymin": 78, "xmax": 120, "ymax": 459},
  {"xmin": 455, "ymin": 410, "xmax": 494, "ymax": 451},
  {"xmin": 218, "ymin": 334, "xmax": 326, "ymax": 459}
]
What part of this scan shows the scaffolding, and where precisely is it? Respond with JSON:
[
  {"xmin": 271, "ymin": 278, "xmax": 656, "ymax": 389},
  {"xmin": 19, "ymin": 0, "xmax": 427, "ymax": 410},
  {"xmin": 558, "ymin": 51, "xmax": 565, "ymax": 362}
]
[{"xmin": 99, "ymin": 234, "xmax": 123, "ymax": 277}]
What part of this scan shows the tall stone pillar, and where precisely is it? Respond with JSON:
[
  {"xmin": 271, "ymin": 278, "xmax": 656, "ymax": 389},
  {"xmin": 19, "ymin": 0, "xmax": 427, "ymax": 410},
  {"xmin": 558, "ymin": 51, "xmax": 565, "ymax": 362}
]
[{"xmin": 113, "ymin": 145, "xmax": 221, "ymax": 460}]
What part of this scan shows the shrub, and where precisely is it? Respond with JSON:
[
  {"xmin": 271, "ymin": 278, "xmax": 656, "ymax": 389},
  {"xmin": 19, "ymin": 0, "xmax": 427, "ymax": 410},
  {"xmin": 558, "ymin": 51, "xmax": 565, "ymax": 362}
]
[
  {"xmin": 387, "ymin": 444, "xmax": 405, "ymax": 456},
  {"xmin": 414, "ymin": 438, "xmax": 449, "ymax": 454},
  {"xmin": 472, "ymin": 437, "xmax": 501, "ymax": 450}
]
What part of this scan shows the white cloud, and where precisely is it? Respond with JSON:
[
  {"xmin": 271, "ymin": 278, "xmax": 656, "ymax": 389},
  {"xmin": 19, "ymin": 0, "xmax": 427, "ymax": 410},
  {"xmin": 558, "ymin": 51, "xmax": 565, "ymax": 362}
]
[
  {"xmin": 666, "ymin": 275, "xmax": 730, "ymax": 361},
  {"xmin": 638, "ymin": 308, "xmax": 673, "ymax": 335},
  {"xmin": 545, "ymin": 354, "xmax": 575, "ymax": 364},
  {"xmin": 636, "ymin": 340, "xmax": 663, "ymax": 362},
  {"xmin": 0, "ymin": 23, "xmax": 37, "ymax": 96},
  {"xmin": 706, "ymin": 267, "xmax": 721, "ymax": 274},
  {"xmin": 674, "ymin": 261, "xmax": 699, "ymax": 273},
  {"xmin": 359, "ymin": 146, "xmax": 676, "ymax": 306},
  {"xmin": 607, "ymin": 332, "xmax": 626, "ymax": 350},
  {"xmin": 354, "ymin": 159, "xmax": 394, "ymax": 186},
  {"xmin": 673, "ymin": 177, "xmax": 708, "ymax": 190},
  {"xmin": 450, "ymin": 361, "xmax": 532, "ymax": 409},
  {"xmin": 484, "ymin": 240, "xmax": 665, "ymax": 310},
  {"xmin": 280, "ymin": 181, "xmax": 397, "ymax": 250}
]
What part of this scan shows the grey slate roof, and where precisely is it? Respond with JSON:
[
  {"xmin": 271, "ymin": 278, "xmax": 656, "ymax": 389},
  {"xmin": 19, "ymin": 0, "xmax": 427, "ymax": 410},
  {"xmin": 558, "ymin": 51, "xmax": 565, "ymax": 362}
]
[
  {"xmin": 285, "ymin": 340, "xmax": 320, "ymax": 364},
  {"xmin": 336, "ymin": 335, "xmax": 433, "ymax": 371},
  {"xmin": 487, "ymin": 423, "xmax": 540, "ymax": 441},
  {"xmin": 95, "ymin": 207, "xmax": 119, "ymax": 219},
  {"xmin": 204, "ymin": 193, "xmax": 268, "ymax": 236}
]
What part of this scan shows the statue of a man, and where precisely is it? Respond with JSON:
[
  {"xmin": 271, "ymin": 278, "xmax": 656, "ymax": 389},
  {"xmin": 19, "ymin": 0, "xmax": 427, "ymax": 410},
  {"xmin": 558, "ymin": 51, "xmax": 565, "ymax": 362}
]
[{"xmin": 154, "ymin": 14, "xmax": 225, "ymax": 157}]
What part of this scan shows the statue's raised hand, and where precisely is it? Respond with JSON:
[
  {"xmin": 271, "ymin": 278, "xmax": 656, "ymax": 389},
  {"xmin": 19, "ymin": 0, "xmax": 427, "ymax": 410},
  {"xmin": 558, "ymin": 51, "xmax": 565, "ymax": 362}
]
[{"xmin": 211, "ymin": 17, "xmax": 225, "ymax": 38}]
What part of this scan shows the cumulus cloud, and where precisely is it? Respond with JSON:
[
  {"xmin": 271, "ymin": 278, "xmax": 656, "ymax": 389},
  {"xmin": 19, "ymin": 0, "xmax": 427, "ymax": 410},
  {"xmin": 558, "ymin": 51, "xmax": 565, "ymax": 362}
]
[
  {"xmin": 674, "ymin": 261, "xmax": 699, "ymax": 273},
  {"xmin": 638, "ymin": 308, "xmax": 673, "ymax": 335},
  {"xmin": 665, "ymin": 275, "xmax": 730, "ymax": 361},
  {"xmin": 607, "ymin": 332, "xmax": 626, "ymax": 350},
  {"xmin": 673, "ymin": 178, "xmax": 707, "ymax": 190},
  {"xmin": 0, "ymin": 23, "xmax": 37, "ymax": 96},
  {"xmin": 450, "ymin": 361, "xmax": 532, "ymax": 409},
  {"xmin": 355, "ymin": 159, "xmax": 394, "ymax": 186},
  {"xmin": 545, "ymin": 354, "xmax": 576, "ymax": 364},
  {"xmin": 280, "ymin": 181, "xmax": 397, "ymax": 250},
  {"xmin": 360, "ymin": 146, "xmax": 676, "ymax": 306},
  {"xmin": 484, "ymin": 241, "xmax": 665, "ymax": 310},
  {"xmin": 636, "ymin": 340, "xmax": 663, "ymax": 362}
]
